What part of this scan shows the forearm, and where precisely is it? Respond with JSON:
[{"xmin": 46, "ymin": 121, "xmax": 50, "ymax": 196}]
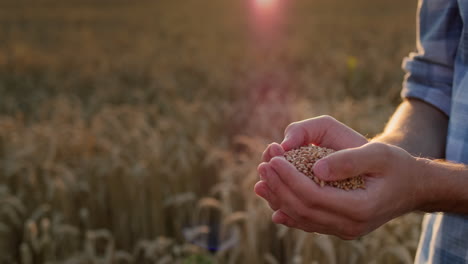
[
  {"xmin": 416, "ymin": 158, "xmax": 468, "ymax": 214},
  {"xmin": 373, "ymin": 99, "xmax": 468, "ymax": 214},
  {"xmin": 372, "ymin": 99, "xmax": 448, "ymax": 159}
]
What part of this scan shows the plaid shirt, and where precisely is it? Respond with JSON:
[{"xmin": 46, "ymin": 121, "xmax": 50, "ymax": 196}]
[{"xmin": 401, "ymin": 0, "xmax": 468, "ymax": 263}]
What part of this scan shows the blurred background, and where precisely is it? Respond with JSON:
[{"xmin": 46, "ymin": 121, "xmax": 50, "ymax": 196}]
[{"xmin": 0, "ymin": 0, "xmax": 421, "ymax": 263}]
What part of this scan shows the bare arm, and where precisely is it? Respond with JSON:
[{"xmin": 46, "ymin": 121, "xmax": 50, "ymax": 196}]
[
  {"xmin": 373, "ymin": 98, "xmax": 448, "ymax": 158},
  {"xmin": 415, "ymin": 158, "xmax": 468, "ymax": 214},
  {"xmin": 371, "ymin": 99, "xmax": 468, "ymax": 214}
]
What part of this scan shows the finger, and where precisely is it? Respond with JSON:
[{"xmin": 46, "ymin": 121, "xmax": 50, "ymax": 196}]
[
  {"xmin": 264, "ymin": 160, "xmax": 355, "ymax": 226},
  {"xmin": 261, "ymin": 143, "xmax": 285, "ymax": 162},
  {"xmin": 272, "ymin": 210, "xmax": 323, "ymax": 232},
  {"xmin": 260, "ymin": 163, "xmax": 307, "ymax": 219},
  {"xmin": 281, "ymin": 116, "xmax": 368, "ymax": 151},
  {"xmin": 313, "ymin": 142, "xmax": 391, "ymax": 182},
  {"xmin": 254, "ymin": 181, "xmax": 280, "ymax": 210},
  {"xmin": 260, "ymin": 162, "xmax": 336, "ymax": 223},
  {"xmin": 268, "ymin": 156, "xmax": 321, "ymax": 199},
  {"xmin": 272, "ymin": 210, "xmax": 298, "ymax": 227},
  {"xmin": 272, "ymin": 210, "xmax": 351, "ymax": 237},
  {"xmin": 281, "ymin": 121, "xmax": 309, "ymax": 151}
]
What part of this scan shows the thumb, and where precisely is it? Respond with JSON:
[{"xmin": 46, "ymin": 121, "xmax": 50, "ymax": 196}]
[
  {"xmin": 280, "ymin": 134, "xmax": 303, "ymax": 152},
  {"xmin": 313, "ymin": 142, "xmax": 388, "ymax": 181},
  {"xmin": 280, "ymin": 125, "xmax": 307, "ymax": 151}
]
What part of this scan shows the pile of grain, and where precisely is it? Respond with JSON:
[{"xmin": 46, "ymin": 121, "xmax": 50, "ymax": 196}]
[{"xmin": 284, "ymin": 145, "xmax": 365, "ymax": 190}]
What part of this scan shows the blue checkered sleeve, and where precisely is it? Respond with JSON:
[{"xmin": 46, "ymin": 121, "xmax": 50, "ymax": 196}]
[
  {"xmin": 401, "ymin": 0, "xmax": 463, "ymax": 116},
  {"xmin": 400, "ymin": 1, "xmax": 468, "ymax": 264}
]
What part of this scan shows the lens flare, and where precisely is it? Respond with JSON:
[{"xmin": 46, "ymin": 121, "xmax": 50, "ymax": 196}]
[
  {"xmin": 249, "ymin": 0, "xmax": 282, "ymax": 38},
  {"xmin": 254, "ymin": 0, "xmax": 276, "ymax": 9},
  {"xmin": 253, "ymin": 0, "xmax": 280, "ymax": 14}
]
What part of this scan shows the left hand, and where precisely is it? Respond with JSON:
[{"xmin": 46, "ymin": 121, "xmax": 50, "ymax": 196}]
[{"xmin": 254, "ymin": 142, "xmax": 423, "ymax": 239}]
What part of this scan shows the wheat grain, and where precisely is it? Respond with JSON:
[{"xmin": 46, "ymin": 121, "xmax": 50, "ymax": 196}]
[{"xmin": 284, "ymin": 145, "xmax": 365, "ymax": 190}]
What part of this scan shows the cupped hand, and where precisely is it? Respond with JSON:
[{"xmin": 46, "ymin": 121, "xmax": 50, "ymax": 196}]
[{"xmin": 255, "ymin": 117, "xmax": 423, "ymax": 239}]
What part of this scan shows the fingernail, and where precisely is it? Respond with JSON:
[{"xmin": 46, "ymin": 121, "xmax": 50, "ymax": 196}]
[{"xmin": 314, "ymin": 160, "xmax": 329, "ymax": 178}]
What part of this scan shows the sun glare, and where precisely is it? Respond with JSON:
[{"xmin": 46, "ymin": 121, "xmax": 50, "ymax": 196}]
[
  {"xmin": 253, "ymin": 0, "xmax": 280, "ymax": 14},
  {"xmin": 254, "ymin": 0, "xmax": 277, "ymax": 8},
  {"xmin": 249, "ymin": 0, "xmax": 284, "ymax": 45},
  {"xmin": 251, "ymin": 0, "xmax": 281, "ymax": 19}
]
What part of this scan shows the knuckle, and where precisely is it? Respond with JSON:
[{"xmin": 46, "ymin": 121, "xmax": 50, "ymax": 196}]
[
  {"xmin": 317, "ymin": 115, "xmax": 342, "ymax": 133},
  {"xmin": 316, "ymin": 115, "xmax": 338, "ymax": 128},
  {"xmin": 368, "ymin": 142, "xmax": 392, "ymax": 157},
  {"xmin": 339, "ymin": 158, "xmax": 356, "ymax": 176},
  {"xmin": 367, "ymin": 141, "xmax": 384, "ymax": 149},
  {"xmin": 284, "ymin": 122, "xmax": 300, "ymax": 135},
  {"xmin": 318, "ymin": 115, "xmax": 336, "ymax": 123}
]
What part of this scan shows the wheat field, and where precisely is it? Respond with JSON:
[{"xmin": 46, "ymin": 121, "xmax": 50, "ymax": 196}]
[{"xmin": 0, "ymin": 0, "xmax": 422, "ymax": 263}]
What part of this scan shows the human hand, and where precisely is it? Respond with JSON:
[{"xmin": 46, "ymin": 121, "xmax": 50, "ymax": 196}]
[
  {"xmin": 261, "ymin": 116, "xmax": 368, "ymax": 164},
  {"xmin": 255, "ymin": 117, "xmax": 423, "ymax": 239}
]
